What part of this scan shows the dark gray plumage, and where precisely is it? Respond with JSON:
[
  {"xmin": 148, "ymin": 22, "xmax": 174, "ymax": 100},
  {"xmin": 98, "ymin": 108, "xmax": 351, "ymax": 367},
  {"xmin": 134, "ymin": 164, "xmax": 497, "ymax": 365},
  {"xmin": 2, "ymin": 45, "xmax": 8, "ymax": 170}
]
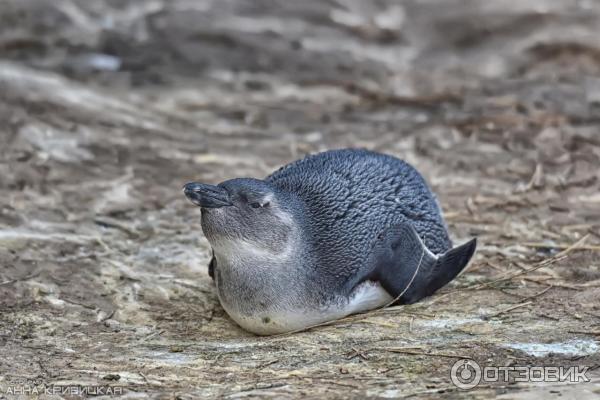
[{"xmin": 183, "ymin": 149, "xmax": 476, "ymax": 335}]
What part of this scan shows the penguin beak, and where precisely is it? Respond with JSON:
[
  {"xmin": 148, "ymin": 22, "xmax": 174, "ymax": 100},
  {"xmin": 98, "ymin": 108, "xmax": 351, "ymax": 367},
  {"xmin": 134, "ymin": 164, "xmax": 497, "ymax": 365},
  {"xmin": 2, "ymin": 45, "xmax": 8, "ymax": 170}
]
[{"xmin": 183, "ymin": 182, "xmax": 232, "ymax": 208}]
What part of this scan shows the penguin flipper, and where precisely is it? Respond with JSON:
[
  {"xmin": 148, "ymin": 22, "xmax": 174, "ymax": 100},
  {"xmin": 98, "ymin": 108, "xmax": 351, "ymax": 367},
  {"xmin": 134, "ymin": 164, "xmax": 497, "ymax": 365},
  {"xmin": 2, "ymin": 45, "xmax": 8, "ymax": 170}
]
[
  {"xmin": 370, "ymin": 223, "xmax": 476, "ymax": 304},
  {"xmin": 208, "ymin": 253, "xmax": 216, "ymax": 281}
]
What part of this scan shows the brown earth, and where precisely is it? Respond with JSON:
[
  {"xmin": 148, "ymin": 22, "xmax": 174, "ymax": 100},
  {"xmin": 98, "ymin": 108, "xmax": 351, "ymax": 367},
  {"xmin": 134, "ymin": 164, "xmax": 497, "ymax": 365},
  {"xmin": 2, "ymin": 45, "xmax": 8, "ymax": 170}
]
[{"xmin": 1, "ymin": 0, "xmax": 600, "ymax": 398}]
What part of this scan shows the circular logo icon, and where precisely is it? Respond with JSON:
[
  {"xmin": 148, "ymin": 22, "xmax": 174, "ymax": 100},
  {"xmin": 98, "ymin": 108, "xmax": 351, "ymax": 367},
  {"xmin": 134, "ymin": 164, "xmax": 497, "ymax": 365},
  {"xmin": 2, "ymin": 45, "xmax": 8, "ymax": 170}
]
[{"xmin": 450, "ymin": 359, "xmax": 482, "ymax": 390}]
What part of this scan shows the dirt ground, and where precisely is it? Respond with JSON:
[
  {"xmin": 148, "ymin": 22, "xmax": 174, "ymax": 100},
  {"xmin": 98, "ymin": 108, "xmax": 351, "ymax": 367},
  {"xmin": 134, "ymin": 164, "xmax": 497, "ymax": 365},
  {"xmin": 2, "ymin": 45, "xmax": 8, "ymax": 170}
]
[{"xmin": 1, "ymin": 0, "xmax": 600, "ymax": 398}]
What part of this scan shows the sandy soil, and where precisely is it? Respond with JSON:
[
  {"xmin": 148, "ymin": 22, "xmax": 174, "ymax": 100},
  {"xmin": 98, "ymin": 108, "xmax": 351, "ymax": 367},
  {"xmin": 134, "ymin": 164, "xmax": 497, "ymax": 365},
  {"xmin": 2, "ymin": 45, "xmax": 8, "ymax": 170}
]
[{"xmin": 1, "ymin": 0, "xmax": 600, "ymax": 398}]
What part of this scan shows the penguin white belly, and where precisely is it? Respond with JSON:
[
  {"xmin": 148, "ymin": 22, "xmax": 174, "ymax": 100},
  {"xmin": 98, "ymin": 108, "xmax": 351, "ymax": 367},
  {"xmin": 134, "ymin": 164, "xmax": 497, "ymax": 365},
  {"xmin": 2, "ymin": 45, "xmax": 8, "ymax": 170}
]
[
  {"xmin": 218, "ymin": 280, "xmax": 393, "ymax": 335},
  {"xmin": 344, "ymin": 280, "xmax": 394, "ymax": 314},
  {"xmin": 212, "ymin": 240, "xmax": 394, "ymax": 335}
]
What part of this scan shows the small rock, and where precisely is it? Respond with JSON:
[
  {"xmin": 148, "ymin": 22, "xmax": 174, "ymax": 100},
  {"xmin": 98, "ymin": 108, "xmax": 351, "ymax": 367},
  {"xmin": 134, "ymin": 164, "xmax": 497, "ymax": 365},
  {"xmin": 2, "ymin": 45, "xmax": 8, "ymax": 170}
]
[{"xmin": 103, "ymin": 374, "xmax": 120, "ymax": 381}]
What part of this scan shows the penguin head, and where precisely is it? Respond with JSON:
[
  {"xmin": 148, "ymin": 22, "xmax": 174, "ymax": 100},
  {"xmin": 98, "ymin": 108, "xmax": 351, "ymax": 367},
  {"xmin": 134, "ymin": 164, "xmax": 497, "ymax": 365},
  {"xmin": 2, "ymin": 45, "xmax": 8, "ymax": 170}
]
[{"xmin": 183, "ymin": 178, "xmax": 294, "ymax": 253}]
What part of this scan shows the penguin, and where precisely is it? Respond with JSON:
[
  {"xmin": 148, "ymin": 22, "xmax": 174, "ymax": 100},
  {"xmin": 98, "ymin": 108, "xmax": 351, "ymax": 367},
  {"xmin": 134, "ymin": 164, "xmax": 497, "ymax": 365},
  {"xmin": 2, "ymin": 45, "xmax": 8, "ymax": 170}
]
[{"xmin": 183, "ymin": 149, "xmax": 476, "ymax": 335}]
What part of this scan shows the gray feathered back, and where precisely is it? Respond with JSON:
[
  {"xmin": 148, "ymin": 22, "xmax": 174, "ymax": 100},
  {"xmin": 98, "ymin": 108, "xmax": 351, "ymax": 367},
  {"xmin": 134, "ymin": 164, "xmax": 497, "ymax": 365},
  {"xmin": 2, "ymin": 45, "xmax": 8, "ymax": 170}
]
[{"xmin": 266, "ymin": 149, "xmax": 451, "ymax": 291}]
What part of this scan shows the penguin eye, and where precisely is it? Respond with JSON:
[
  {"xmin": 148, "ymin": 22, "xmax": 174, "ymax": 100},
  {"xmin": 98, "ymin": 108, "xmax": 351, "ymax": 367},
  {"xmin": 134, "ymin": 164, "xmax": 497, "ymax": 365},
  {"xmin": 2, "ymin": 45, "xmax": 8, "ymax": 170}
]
[{"xmin": 250, "ymin": 201, "xmax": 270, "ymax": 209}]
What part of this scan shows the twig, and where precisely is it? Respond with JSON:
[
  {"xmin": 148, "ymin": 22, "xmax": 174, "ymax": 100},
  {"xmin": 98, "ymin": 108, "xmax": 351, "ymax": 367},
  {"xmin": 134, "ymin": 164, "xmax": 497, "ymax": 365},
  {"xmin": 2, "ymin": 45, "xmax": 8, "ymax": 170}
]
[
  {"xmin": 138, "ymin": 371, "xmax": 149, "ymax": 383},
  {"xmin": 522, "ymin": 242, "xmax": 600, "ymax": 252},
  {"xmin": 139, "ymin": 330, "xmax": 165, "ymax": 343},
  {"xmin": 522, "ymin": 276, "xmax": 553, "ymax": 283},
  {"xmin": 95, "ymin": 237, "xmax": 112, "ymax": 253},
  {"xmin": 538, "ymin": 313, "xmax": 560, "ymax": 321},
  {"xmin": 467, "ymin": 255, "xmax": 567, "ymax": 290},
  {"xmin": 427, "ymin": 235, "xmax": 587, "ymax": 306},
  {"xmin": 356, "ymin": 319, "xmax": 398, "ymax": 328},
  {"xmin": 94, "ymin": 217, "xmax": 140, "ymax": 238},
  {"xmin": 99, "ymin": 309, "xmax": 116, "ymax": 323},
  {"xmin": 403, "ymin": 386, "xmax": 459, "ymax": 398},
  {"xmin": 549, "ymin": 279, "xmax": 600, "ymax": 288},
  {"xmin": 62, "ymin": 297, "xmax": 97, "ymax": 310},
  {"xmin": 568, "ymin": 330, "xmax": 600, "ymax": 336},
  {"xmin": 526, "ymin": 281, "xmax": 582, "ymax": 290},
  {"xmin": 376, "ymin": 347, "xmax": 464, "ymax": 359},
  {"xmin": 461, "ymin": 234, "xmax": 587, "ymax": 291},
  {"xmin": 0, "ymin": 271, "xmax": 41, "ymax": 286},
  {"xmin": 347, "ymin": 347, "xmax": 369, "ymax": 361},
  {"xmin": 520, "ymin": 285, "xmax": 553, "ymax": 302},
  {"xmin": 257, "ymin": 359, "xmax": 279, "ymax": 369},
  {"xmin": 487, "ymin": 301, "xmax": 532, "ymax": 319}
]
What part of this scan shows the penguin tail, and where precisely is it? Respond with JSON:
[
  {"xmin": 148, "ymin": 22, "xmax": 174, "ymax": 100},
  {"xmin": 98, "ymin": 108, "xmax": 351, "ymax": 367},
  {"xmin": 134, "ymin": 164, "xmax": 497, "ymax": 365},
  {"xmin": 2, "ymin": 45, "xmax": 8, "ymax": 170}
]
[{"xmin": 369, "ymin": 223, "xmax": 477, "ymax": 305}]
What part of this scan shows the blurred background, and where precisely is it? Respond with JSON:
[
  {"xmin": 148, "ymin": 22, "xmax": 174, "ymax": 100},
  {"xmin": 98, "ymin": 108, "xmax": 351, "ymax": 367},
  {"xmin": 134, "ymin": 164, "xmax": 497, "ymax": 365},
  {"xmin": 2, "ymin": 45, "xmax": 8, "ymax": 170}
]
[{"xmin": 1, "ymin": 0, "xmax": 599, "ymax": 398}]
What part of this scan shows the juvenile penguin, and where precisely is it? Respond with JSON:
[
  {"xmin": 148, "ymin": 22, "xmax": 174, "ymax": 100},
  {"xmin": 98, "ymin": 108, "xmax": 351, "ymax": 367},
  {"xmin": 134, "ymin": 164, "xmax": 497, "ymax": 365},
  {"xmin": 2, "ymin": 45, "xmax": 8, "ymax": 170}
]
[{"xmin": 183, "ymin": 149, "xmax": 476, "ymax": 335}]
